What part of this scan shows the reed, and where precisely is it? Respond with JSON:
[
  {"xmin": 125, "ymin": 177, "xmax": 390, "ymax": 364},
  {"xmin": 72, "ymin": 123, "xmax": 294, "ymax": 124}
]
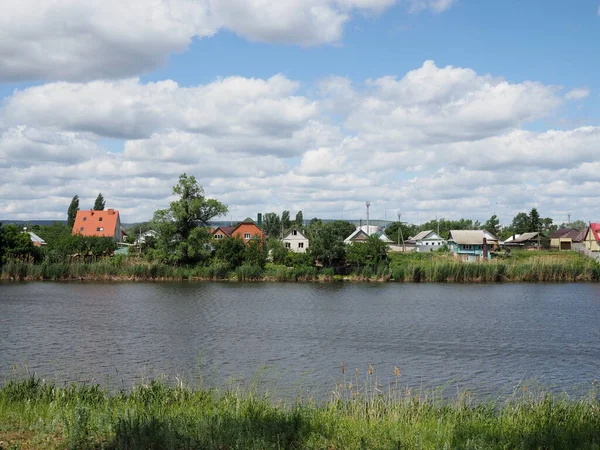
[{"xmin": 1, "ymin": 375, "xmax": 599, "ymax": 449}]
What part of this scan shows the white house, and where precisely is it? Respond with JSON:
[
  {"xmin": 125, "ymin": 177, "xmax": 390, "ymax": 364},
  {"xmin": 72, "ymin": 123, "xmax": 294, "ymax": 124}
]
[
  {"xmin": 135, "ymin": 230, "xmax": 158, "ymax": 245},
  {"xmin": 344, "ymin": 226, "xmax": 393, "ymax": 244},
  {"xmin": 282, "ymin": 228, "xmax": 309, "ymax": 253},
  {"xmin": 410, "ymin": 230, "xmax": 446, "ymax": 253}
]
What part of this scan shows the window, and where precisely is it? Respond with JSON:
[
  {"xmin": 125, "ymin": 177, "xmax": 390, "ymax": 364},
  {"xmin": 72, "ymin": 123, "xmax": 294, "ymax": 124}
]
[
  {"xmin": 79, "ymin": 227, "xmax": 84, "ymax": 231},
  {"xmin": 285, "ymin": 242, "xmax": 291, "ymax": 248},
  {"xmin": 215, "ymin": 234, "xmax": 223, "ymax": 239},
  {"xmin": 298, "ymin": 242, "xmax": 304, "ymax": 249},
  {"xmin": 99, "ymin": 217, "xmax": 103, "ymax": 222},
  {"xmin": 244, "ymin": 233, "xmax": 251, "ymax": 239},
  {"xmin": 97, "ymin": 227, "xmax": 104, "ymax": 232},
  {"xmin": 83, "ymin": 217, "xmax": 87, "ymax": 221},
  {"xmin": 292, "ymin": 230, "xmax": 298, "ymax": 236}
]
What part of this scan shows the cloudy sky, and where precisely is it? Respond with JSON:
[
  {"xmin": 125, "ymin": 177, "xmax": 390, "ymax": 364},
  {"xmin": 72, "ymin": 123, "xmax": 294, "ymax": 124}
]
[{"xmin": 1, "ymin": 0, "xmax": 599, "ymax": 225}]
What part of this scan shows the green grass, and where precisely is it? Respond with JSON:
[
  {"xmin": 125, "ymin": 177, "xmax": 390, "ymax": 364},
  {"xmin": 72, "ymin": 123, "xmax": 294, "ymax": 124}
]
[{"xmin": 1, "ymin": 376, "xmax": 600, "ymax": 449}]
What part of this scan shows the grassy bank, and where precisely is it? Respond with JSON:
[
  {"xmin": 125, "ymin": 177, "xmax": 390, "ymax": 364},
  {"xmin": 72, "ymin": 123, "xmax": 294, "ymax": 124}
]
[
  {"xmin": 1, "ymin": 377, "xmax": 599, "ymax": 449},
  {"xmin": 2, "ymin": 251, "xmax": 599, "ymax": 283}
]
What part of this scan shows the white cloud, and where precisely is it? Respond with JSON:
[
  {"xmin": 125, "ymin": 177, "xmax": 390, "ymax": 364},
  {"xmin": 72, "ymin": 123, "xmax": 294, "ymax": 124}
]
[
  {"xmin": 0, "ymin": 0, "xmax": 400, "ymax": 82},
  {"xmin": 565, "ymin": 88, "xmax": 591, "ymax": 100},
  {"xmin": 1, "ymin": 63, "xmax": 600, "ymax": 224},
  {"xmin": 407, "ymin": 0, "xmax": 457, "ymax": 13}
]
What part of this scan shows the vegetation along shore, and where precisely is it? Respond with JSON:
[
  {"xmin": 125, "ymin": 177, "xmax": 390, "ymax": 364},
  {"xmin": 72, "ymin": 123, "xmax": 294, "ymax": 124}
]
[{"xmin": 1, "ymin": 376, "xmax": 600, "ymax": 449}]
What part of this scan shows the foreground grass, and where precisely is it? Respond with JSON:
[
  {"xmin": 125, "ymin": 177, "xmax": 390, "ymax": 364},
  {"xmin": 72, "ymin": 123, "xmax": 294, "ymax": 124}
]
[{"xmin": 1, "ymin": 377, "xmax": 600, "ymax": 449}]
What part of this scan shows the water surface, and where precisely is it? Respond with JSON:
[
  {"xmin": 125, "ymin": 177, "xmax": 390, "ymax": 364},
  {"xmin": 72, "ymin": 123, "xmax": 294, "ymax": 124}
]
[{"xmin": 1, "ymin": 282, "xmax": 599, "ymax": 396}]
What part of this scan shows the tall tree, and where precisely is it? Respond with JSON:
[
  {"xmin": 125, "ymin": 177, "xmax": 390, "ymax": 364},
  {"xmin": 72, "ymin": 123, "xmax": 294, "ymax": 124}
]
[
  {"xmin": 67, "ymin": 195, "xmax": 79, "ymax": 228},
  {"xmin": 510, "ymin": 212, "xmax": 530, "ymax": 234},
  {"xmin": 528, "ymin": 208, "xmax": 541, "ymax": 232},
  {"xmin": 308, "ymin": 222, "xmax": 347, "ymax": 267},
  {"xmin": 93, "ymin": 193, "xmax": 105, "ymax": 210},
  {"xmin": 281, "ymin": 210, "xmax": 291, "ymax": 231},
  {"xmin": 152, "ymin": 174, "xmax": 227, "ymax": 263},
  {"xmin": 295, "ymin": 210, "xmax": 304, "ymax": 227},
  {"xmin": 483, "ymin": 215, "xmax": 500, "ymax": 236},
  {"xmin": 262, "ymin": 212, "xmax": 281, "ymax": 238}
]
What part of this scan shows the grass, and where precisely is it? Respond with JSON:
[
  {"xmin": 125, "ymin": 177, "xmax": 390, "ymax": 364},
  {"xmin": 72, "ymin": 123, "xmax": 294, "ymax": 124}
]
[
  {"xmin": 2, "ymin": 250, "xmax": 599, "ymax": 283},
  {"xmin": 1, "ymin": 375, "xmax": 600, "ymax": 449}
]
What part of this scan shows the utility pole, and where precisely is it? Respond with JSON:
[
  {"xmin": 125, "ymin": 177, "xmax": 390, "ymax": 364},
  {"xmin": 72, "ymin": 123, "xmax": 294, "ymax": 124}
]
[
  {"xmin": 397, "ymin": 212, "xmax": 405, "ymax": 252},
  {"xmin": 568, "ymin": 213, "xmax": 571, "ymax": 225},
  {"xmin": 366, "ymin": 201, "xmax": 371, "ymax": 235}
]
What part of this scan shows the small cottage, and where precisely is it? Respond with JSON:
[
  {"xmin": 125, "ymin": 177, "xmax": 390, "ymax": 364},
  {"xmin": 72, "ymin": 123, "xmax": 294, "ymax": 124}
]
[
  {"xmin": 282, "ymin": 228, "xmax": 309, "ymax": 253},
  {"xmin": 410, "ymin": 230, "xmax": 446, "ymax": 253},
  {"xmin": 448, "ymin": 230, "xmax": 493, "ymax": 261}
]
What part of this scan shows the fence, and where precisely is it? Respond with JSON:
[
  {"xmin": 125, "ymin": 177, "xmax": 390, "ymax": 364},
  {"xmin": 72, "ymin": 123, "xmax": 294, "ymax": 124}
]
[{"xmin": 573, "ymin": 243, "xmax": 600, "ymax": 263}]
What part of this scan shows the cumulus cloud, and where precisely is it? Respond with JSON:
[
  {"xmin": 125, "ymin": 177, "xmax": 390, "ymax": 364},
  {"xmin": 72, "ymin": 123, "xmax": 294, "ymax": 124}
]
[
  {"xmin": 565, "ymin": 88, "xmax": 591, "ymax": 100},
  {"xmin": 0, "ymin": 0, "xmax": 401, "ymax": 82},
  {"xmin": 1, "ymin": 62, "xmax": 599, "ymax": 223}
]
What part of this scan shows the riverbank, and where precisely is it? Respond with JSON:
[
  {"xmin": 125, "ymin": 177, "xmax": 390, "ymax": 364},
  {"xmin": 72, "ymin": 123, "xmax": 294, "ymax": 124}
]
[
  {"xmin": 2, "ymin": 251, "xmax": 599, "ymax": 283},
  {"xmin": 1, "ymin": 377, "xmax": 599, "ymax": 449}
]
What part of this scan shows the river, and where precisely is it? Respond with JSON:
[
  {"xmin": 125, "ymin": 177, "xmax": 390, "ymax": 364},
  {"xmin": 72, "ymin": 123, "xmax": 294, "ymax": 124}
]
[{"xmin": 1, "ymin": 282, "xmax": 599, "ymax": 397}]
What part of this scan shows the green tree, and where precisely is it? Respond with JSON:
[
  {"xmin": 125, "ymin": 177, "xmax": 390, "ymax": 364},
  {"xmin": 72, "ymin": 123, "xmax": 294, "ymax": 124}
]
[
  {"xmin": 93, "ymin": 193, "xmax": 105, "ymax": 210},
  {"xmin": 268, "ymin": 238, "xmax": 288, "ymax": 264},
  {"xmin": 295, "ymin": 211, "xmax": 304, "ymax": 227},
  {"xmin": 281, "ymin": 210, "xmax": 291, "ymax": 231},
  {"xmin": 528, "ymin": 208, "xmax": 541, "ymax": 232},
  {"xmin": 511, "ymin": 212, "xmax": 530, "ymax": 234},
  {"xmin": 564, "ymin": 220, "xmax": 586, "ymax": 230},
  {"xmin": 152, "ymin": 174, "xmax": 227, "ymax": 264},
  {"xmin": 329, "ymin": 220, "xmax": 356, "ymax": 241},
  {"xmin": 308, "ymin": 222, "xmax": 347, "ymax": 266},
  {"xmin": 262, "ymin": 212, "xmax": 281, "ymax": 238},
  {"xmin": 67, "ymin": 195, "xmax": 79, "ymax": 228},
  {"xmin": 1, "ymin": 224, "xmax": 39, "ymax": 263},
  {"xmin": 245, "ymin": 239, "xmax": 267, "ymax": 269},
  {"xmin": 346, "ymin": 235, "xmax": 388, "ymax": 269},
  {"xmin": 484, "ymin": 215, "xmax": 500, "ymax": 236},
  {"xmin": 214, "ymin": 237, "xmax": 246, "ymax": 269}
]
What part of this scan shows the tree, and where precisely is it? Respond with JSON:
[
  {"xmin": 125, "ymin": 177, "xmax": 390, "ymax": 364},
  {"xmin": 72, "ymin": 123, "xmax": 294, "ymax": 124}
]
[
  {"xmin": 245, "ymin": 239, "xmax": 267, "ymax": 269},
  {"xmin": 0, "ymin": 224, "xmax": 39, "ymax": 263},
  {"xmin": 483, "ymin": 215, "xmax": 500, "ymax": 236},
  {"xmin": 528, "ymin": 208, "xmax": 541, "ymax": 232},
  {"xmin": 329, "ymin": 220, "xmax": 356, "ymax": 241},
  {"xmin": 214, "ymin": 237, "xmax": 246, "ymax": 269},
  {"xmin": 152, "ymin": 174, "xmax": 228, "ymax": 263},
  {"xmin": 281, "ymin": 210, "xmax": 291, "ymax": 231},
  {"xmin": 510, "ymin": 212, "xmax": 530, "ymax": 234},
  {"xmin": 295, "ymin": 211, "xmax": 304, "ymax": 227},
  {"xmin": 262, "ymin": 212, "xmax": 281, "ymax": 238},
  {"xmin": 564, "ymin": 220, "xmax": 586, "ymax": 230},
  {"xmin": 67, "ymin": 195, "xmax": 79, "ymax": 228},
  {"xmin": 308, "ymin": 222, "xmax": 347, "ymax": 266},
  {"xmin": 268, "ymin": 238, "xmax": 288, "ymax": 264},
  {"xmin": 93, "ymin": 193, "xmax": 105, "ymax": 210},
  {"xmin": 346, "ymin": 235, "xmax": 388, "ymax": 269}
]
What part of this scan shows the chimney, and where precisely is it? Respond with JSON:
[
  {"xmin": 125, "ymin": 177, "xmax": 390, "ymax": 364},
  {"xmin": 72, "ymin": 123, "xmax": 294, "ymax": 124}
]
[{"xmin": 257, "ymin": 213, "xmax": 263, "ymax": 227}]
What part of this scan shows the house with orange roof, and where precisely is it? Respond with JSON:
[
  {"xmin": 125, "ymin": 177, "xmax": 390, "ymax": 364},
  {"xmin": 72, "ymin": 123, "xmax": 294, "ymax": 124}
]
[
  {"xmin": 211, "ymin": 218, "xmax": 263, "ymax": 245},
  {"xmin": 583, "ymin": 223, "xmax": 600, "ymax": 252},
  {"xmin": 72, "ymin": 209, "xmax": 126, "ymax": 242}
]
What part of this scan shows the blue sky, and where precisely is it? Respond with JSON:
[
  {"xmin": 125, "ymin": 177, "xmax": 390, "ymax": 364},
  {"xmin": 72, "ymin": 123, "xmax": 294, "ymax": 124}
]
[{"xmin": 1, "ymin": 0, "xmax": 599, "ymax": 224}]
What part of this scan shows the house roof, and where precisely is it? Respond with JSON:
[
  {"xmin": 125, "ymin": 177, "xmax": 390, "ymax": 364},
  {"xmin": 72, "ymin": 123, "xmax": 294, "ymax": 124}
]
[
  {"xmin": 282, "ymin": 228, "xmax": 308, "ymax": 240},
  {"xmin": 586, "ymin": 223, "xmax": 600, "ymax": 242},
  {"xmin": 449, "ymin": 230, "xmax": 487, "ymax": 245},
  {"xmin": 344, "ymin": 228, "xmax": 393, "ymax": 243},
  {"xmin": 72, "ymin": 209, "xmax": 120, "ymax": 238},
  {"xmin": 344, "ymin": 229, "xmax": 369, "ymax": 243},
  {"xmin": 27, "ymin": 232, "xmax": 46, "ymax": 245},
  {"xmin": 505, "ymin": 232, "xmax": 539, "ymax": 244},
  {"xmin": 411, "ymin": 230, "xmax": 444, "ymax": 241},
  {"xmin": 213, "ymin": 226, "xmax": 236, "ymax": 237},
  {"xmin": 550, "ymin": 228, "xmax": 577, "ymax": 239}
]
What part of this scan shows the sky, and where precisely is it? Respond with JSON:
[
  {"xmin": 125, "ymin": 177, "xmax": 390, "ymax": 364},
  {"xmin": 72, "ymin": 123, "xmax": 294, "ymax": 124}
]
[{"xmin": 1, "ymin": 0, "xmax": 599, "ymax": 225}]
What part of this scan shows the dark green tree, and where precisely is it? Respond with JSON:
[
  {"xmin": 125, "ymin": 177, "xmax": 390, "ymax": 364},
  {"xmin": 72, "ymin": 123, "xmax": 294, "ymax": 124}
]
[
  {"xmin": 214, "ymin": 237, "xmax": 246, "ymax": 269},
  {"xmin": 528, "ymin": 208, "xmax": 541, "ymax": 232},
  {"xmin": 0, "ymin": 224, "xmax": 39, "ymax": 263},
  {"xmin": 245, "ymin": 239, "xmax": 267, "ymax": 269},
  {"xmin": 346, "ymin": 235, "xmax": 388, "ymax": 269},
  {"xmin": 308, "ymin": 222, "xmax": 347, "ymax": 266},
  {"xmin": 152, "ymin": 174, "xmax": 227, "ymax": 263},
  {"xmin": 93, "ymin": 193, "xmax": 105, "ymax": 210},
  {"xmin": 295, "ymin": 211, "xmax": 304, "ymax": 227},
  {"xmin": 329, "ymin": 220, "xmax": 356, "ymax": 241},
  {"xmin": 511, "ymin": 212, "xmax": 530, "ymax": 234},
  {"xmin": 67, "ymin": 195, "xmax": 79, "ymax": 228},
  {"xmin": 281, "ymin": 210, "xmax": 291, "ymax": 231},
  {"xmin": 268, "ymin": 238, "xmax": 288, "ymax": 264},
  {"xmin": 483, "ymin": 215, "xmax": 500, "ymax": 236},
  {"xmin": 262, "ymin": 212, "xmax": 281, "ymax": 238}
]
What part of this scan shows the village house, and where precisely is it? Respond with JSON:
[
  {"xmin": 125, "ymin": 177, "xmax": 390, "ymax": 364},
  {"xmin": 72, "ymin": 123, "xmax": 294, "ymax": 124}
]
[
  {"xmin": 72, "ymin": 209, "xmax": 126, "ymax": 242},
  {"xmin": 211, "ymin": 218, "xmax": 263, "ymax": 245},
  {"xmin": 502, "ymin": 232, "xmax": 541, "ymax": 250},
  {"xmin": 448, "ymin": 230, "xmax": 494, "ymax": 261},
  {"xmin": 135, "ymin": 230, "xmax": 158, "ymax": 245},
  {"xmin": 27, "ymin": 231, "xmax": 46, "ymax": 247},
  {"xmin": 344, "ymin": 225, "xmax": 392, "ymax": 244},
  {"xmin": 281, "ymin": 227, "xmax": 309, "ymax": 253},
  {"xmin": 549, "ymin": 228, "xmax": 584, "ymax": 251},
  {"xmin": 583, "ymin": 223, "xmax": 600, "ymax": 252},
  {"xmin": 410, "ymin": 230, "xmax": 446, "ymax": 253}
]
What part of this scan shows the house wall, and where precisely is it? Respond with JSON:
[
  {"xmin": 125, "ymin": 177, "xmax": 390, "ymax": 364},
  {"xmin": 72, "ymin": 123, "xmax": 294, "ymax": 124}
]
[
  {"xmin": 282, "ymin": 232, "xmax": 309, "ymax": 253},
  {"xmin": 233, "ymin": 224, "xmax": 263, "ymax": 243},
  {"xmin": 449, "ymin": 243, "xmax": 490, "ymax": 260},
  {"xmin": 416, "ymin": 239, "xmax": 446, "ymax": 253},
  {"xmin": 585, "ymin": 232, "xmax": 600, "ymax": 252}
]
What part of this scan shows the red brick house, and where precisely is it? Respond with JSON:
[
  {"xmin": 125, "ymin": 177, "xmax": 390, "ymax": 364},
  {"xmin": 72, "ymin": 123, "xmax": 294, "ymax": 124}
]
[
  {"xmin": 212, "ymin": 218, "xmax": 263, "ymax": 245},
  {"xmin": 72, "ymin": 209, "xmax": 126, "ymax": 242}
]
